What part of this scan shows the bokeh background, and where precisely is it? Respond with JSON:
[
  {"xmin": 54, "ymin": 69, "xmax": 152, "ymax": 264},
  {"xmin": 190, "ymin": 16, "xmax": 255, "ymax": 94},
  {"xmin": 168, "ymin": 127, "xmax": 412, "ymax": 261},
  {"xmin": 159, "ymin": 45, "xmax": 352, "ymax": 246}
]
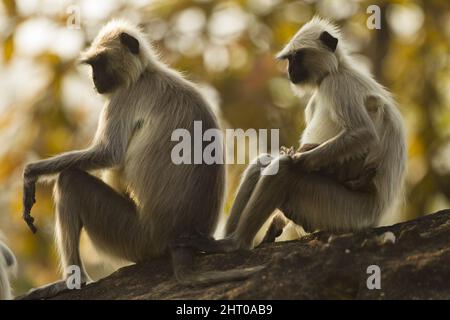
[{"xmin": 0, "ymin": 0, "xmax": 449, "ymax": 295}]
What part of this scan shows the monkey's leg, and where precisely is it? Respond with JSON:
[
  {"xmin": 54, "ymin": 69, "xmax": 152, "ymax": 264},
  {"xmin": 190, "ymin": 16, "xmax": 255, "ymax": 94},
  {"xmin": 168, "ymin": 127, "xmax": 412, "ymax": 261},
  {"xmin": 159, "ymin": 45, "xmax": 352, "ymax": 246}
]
[
  {"xmin": 181, "ymin": 155, "xmax": 293, "ymax": 252},
  {"xmin": 171, "ymin": 153, "xmax": 276, "ymax": 286},
  {"xmin": 24, "ymin": 168, "xmax": 141, "ymax": 300},
  {"xmin": 232, "ymin": 157, "xmax": 379, "ymax": 248},
  {"xmin": 230, "ymin": 155, "xmax": 293, "ymax": 249},
  {"xmin": 171, "ymin": 157, "xmax": 301, "ymax": 285},
  {"xmin": 282, "ymin": 172, "xmax": 379, "ymax": 233},
  {"xmin": 225, "ymin": 153, "xmax": 273, "ymax": 236}
]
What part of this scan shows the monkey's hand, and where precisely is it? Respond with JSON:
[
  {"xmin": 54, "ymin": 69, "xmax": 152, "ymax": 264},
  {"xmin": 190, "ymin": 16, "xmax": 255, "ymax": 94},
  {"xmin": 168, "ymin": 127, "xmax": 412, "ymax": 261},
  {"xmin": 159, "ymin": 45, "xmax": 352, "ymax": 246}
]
[
  {"xmin": 22, "ymin": 166, "xmax": 38, "ymax": 233},
  {"xmin": 288, "ymin": 144, "xmax": 322, "ymax": 171},
  {"xmin": 280, "ymin": 146, "xmax": 295, "ymax": 157},
  {"xmin": 345, "ymin": 166, "xmax": 377, "ymax": 191},
  {"xmin": 291, "ymin": 152, "xmax": 320, "ymax": 172}
]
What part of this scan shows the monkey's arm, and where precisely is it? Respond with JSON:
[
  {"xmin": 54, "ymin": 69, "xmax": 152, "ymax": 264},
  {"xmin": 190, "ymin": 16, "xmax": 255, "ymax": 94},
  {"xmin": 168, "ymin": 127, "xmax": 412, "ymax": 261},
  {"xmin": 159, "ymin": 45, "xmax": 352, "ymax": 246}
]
[
  {"xmin": 22, "ymin": 110, "xmax": 132, "ymax": 232},
  {"xmin": 22, "ymin": 147, "xmax": 124, "ymax": 233},
  {"xmin": 24, "ymin": 147, "xmax": 118, "ymax": 181},
  {"xmin": 24, "ymin": 104, "xmax": 134, "ymax": 180},
  {"xmin": 294, "ymin": 79, "xmax": 380, "ymax": 171},
  {"xmin": 295, "ymin": 127, "xmax": 378, "ymax": 170},
  {"xmin": 22, "ymin": 147, "xmax": 117, "ymax": 232}
]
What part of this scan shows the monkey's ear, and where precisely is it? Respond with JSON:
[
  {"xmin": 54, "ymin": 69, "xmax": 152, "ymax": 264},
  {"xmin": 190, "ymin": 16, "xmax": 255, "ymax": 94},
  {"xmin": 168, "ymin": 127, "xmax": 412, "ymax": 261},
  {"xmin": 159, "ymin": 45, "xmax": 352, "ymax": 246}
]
[
  {"xmin": 120, "ymin": 32, "xmax": 140, "ymax": 55},
  {"xmin": 319, "ymin": 31, "xmax": 338, "ymax": 52}
]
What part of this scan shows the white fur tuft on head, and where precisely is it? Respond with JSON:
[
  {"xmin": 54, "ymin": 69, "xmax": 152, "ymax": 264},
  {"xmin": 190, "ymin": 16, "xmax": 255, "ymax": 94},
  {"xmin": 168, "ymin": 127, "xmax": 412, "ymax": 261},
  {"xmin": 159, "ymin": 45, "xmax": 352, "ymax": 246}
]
[
  {"xmin": 276, "ymin": 16, "xmax": 341, "ymax": 59},
  {"xmin": 82, "ymin": 19, "xmax": 155, "ymax": 62}
]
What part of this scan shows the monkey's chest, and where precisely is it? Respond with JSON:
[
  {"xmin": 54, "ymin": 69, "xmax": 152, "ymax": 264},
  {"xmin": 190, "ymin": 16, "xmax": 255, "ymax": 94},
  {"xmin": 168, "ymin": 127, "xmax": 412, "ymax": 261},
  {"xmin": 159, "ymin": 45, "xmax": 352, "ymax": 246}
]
[{"xmin": 301, "ymin": 106, "xmax": 340, "ymax": 144}]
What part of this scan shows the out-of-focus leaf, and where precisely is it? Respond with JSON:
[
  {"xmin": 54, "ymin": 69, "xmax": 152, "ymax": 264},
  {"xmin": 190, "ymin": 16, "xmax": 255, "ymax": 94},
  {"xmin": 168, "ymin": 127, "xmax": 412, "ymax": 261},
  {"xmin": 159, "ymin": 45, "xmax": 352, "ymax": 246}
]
[{"xmin": 3, "ymin": 34, "xmax": 14, "ymax": 62}]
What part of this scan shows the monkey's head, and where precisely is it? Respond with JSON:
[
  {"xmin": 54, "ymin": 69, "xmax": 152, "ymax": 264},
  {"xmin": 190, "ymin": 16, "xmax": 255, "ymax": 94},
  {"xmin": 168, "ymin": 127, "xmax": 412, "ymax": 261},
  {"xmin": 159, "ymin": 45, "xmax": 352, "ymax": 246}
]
[
  {"xmin": 277, "ymin": 17, "xmax": 340, "ymax": 86},
  {"xmin": 80, "ymin": 20, "xmax": 153, "ymax": 94}
]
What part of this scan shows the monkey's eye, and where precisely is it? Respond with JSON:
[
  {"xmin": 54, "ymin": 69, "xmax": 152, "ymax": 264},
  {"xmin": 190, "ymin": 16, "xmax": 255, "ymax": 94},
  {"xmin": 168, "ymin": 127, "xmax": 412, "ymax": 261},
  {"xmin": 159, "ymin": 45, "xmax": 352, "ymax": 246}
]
[
  {"xmin": 278, "ymin": 50, "xmax": 305, "ymax": 62},
  {"xmin": 291, "ymin": 50, "xmax": 305, "ymax": 62}
]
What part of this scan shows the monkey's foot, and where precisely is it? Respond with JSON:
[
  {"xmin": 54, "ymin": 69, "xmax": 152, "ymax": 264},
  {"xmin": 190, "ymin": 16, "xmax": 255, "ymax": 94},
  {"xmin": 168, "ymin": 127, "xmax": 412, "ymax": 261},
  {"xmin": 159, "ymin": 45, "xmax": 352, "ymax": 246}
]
[
  {"xmin": 175, "ymin": 236, "xmax": 239, "ymax": 254},
  {"xmin": 19, "ymin": 280, "xmax": 85, "ymax": 300}
]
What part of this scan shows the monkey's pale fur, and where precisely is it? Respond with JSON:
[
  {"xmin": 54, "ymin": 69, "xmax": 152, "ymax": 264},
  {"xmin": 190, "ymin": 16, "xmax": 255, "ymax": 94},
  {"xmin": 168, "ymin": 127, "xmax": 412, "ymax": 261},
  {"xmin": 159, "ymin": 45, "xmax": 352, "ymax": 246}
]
[
  {"xmin": 291, "ymin": 18, "xmax": 406, "ymax": 223},
  {"xmin": 222, "ymin": 17, "xmax": 407, "ymax": 249},
  {"xmin": 23, "ymin": 19, "xmax": 226, "ymax": 293},
  {"xmin": 0, "ymin": 240, "xmax": 16, "ymax": 300}
]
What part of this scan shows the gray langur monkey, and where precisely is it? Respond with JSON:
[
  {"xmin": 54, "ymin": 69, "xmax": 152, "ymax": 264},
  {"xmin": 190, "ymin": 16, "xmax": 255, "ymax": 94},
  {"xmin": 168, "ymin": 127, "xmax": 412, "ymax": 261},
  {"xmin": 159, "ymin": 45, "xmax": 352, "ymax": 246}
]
[
  {"xmin": 265, "ymin": 95, "xmax": 385, "ymax": 241},
  {"xmin": 0, "ymin": 239, "xmax": 16, "ymax": 300},
  {"xmin": 21, "ymin": 19, "xmax": 261, "ymax": 299},
  {"xmin": 182, "ymin": 17, "xmax": 407, "ymax": 254}
]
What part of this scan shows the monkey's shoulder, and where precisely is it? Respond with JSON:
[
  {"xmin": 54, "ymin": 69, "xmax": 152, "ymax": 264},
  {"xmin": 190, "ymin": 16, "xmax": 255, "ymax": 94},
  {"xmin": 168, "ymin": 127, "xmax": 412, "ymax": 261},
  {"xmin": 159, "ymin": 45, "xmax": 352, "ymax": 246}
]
[
  {"xmin": 320, "ymin": 73, "xmax": 389, "ymax": 111},
  {"xmin": 155, "ymin": 77, "xmax": 219, "ymax": 127},
  {"xmin": 320, "ymin": 73, "xmax": 362, "ymax": 96}
]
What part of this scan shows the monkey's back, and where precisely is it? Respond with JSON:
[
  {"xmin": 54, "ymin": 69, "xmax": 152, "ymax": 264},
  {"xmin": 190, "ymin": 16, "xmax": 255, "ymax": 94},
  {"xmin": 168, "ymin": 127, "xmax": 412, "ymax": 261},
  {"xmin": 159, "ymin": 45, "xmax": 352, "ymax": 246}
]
[{"xmin": 120, "ymin": 70, "xmax": 225, "ymax": 255}]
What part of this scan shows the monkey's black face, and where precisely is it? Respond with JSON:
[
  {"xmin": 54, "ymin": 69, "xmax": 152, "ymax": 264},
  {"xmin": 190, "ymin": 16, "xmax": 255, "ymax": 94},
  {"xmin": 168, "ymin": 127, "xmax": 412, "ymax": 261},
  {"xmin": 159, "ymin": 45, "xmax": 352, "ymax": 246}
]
[
  {"xmin": 284, "ymin": 50, "xmax": 310, "ymax": 84},
  {"xmin": 84, "ymin": 54, "xmax": 120, "ymax": 94},
  {"xmin": 280, "ymin": 31, "xmax": 339, "ymax": 85}
]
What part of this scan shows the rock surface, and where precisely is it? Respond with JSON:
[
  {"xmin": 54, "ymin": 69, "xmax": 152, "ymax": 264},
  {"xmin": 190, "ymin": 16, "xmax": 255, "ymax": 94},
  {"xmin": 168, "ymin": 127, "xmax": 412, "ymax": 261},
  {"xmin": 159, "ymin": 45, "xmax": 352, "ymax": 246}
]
[{"xmin": 22, "ymin": 209, "xmax": 450, "ymax": 299}]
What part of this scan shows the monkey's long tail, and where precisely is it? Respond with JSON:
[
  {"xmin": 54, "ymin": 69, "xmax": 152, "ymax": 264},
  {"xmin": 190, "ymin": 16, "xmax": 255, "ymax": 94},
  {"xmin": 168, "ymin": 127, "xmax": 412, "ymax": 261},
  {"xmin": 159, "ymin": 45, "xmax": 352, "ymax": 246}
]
[{"xmin": 170, "ymin": 246, "xmax": 265, "ymax": 286}]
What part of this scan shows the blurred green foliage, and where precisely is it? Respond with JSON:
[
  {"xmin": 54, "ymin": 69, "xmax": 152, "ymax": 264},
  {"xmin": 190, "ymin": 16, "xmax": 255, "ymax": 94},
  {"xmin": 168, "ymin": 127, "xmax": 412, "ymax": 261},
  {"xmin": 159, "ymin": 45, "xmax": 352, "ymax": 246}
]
[{"xmin": 0, "ymin": 0, "xmax": 449, "ymax": 295}]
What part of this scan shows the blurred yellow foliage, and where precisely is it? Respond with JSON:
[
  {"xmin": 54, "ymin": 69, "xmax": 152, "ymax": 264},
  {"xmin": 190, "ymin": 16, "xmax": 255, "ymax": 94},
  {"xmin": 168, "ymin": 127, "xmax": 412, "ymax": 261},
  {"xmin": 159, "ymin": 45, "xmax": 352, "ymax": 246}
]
[{"xmin": 0, "ymin": 0, "xmax": 449, "ymax": 295}]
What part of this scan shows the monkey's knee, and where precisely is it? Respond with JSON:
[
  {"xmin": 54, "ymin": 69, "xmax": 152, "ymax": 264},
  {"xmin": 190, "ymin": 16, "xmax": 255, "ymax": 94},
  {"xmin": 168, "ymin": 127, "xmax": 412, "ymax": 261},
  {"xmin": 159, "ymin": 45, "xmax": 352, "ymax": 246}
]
[
  {"xmin": 245, "ymin": 153, "xmax": 273, "ymax": 177},
  {"xmin": 250, "ymin": 153, "xmax": 273, "ymax": 167},
  {"xmin": 260, "ymin": 155, "xmax": 292, "ymax": 178},
  {"xmin": 54, "ymin": 168, "xmax": 92, "ymax": 213}
]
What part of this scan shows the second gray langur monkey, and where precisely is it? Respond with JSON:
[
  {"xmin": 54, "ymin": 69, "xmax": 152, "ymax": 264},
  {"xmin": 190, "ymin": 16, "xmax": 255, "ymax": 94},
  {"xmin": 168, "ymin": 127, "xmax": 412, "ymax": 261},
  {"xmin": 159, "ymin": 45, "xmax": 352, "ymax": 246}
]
[
  {"xmin": 22, "ymin": 19, "xmax": 261, "ymax": 298},
  {"xmin": 265, "ymin": 95, "xmax": 384, "ymax": 241},
  {"xmin": 0, "ymin": 239, "xmax": 16, "ymax": 300},
  {"xmin": 183, "ymin": 17, "xmax": 407, "ymax": 253}
]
